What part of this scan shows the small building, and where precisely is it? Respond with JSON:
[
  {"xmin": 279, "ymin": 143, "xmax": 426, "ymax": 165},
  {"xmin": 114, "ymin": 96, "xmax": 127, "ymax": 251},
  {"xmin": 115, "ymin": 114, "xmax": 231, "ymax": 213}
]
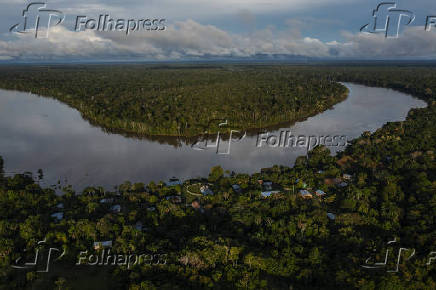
[
  {"xmin": 51, "ymin": 212, "xmax": 64, "ymax": 221},
  {"xmin": 342, "ymin": 174, "xmax": 352, "ymax": 181},
  {"xmin": 261, "ymin": 191, "xmax": 272, "ymax": 198},
  {"xmin": 93, "ymin": 241, "xmax": 112, "ymax": 250},
  {"xmin": 263, "ymin": 181, "xmax": 273, "ymax": 191},
  {"xmin": 100, "ymin": 198, "xmax": 114, "ymax": 204},
  {"xmin": 299, "ymin": 190, "xmax": 313, "ymax": 199},
  {"xmin": 135, "ymin": 221, "xmax": 143, "ymax": 231},
  {"xmin": 315, "ymin": 190, "xmax": 326, "ymax": 197},
  {"xmin": 260, "ymin": 190, "xmax": 280, "ymax": 197},
  {"xmin": 191, "ymin": 200, "xmax": 201, "ymax": 209},
  {"xmin": 337, "ymin": 182, "xmax": 348, "ymax": 188},
  {"xmin": 327, "ymin": 213, "xmax": 336, "ymax": 220},
  {"xmin": 232, "ymin": 184, "xmax": 241, "ymax": 193},
  {"xmin": 200, "ymin": 185, "xmax": 214, "ymax": 196},
  {"xmin": 110, "ymin": 204, "xmax": 121, "ymax": 213},
  {"xmin": 167, "ymin": 177, "xmax": 182, "ymax": 187}
]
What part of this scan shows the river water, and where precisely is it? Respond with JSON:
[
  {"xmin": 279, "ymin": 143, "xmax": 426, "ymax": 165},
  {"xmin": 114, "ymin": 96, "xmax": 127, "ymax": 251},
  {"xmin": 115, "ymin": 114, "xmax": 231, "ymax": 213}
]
[{"xmin": 0, "ymin": 83, "xmax": 427, "ymax": 191}]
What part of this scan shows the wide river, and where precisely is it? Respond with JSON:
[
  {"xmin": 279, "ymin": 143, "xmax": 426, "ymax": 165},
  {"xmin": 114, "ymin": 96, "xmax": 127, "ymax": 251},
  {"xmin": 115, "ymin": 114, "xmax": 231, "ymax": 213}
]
[{"xmin": 0, "ymin": 83, "xmax": 427, "ymax": 191}]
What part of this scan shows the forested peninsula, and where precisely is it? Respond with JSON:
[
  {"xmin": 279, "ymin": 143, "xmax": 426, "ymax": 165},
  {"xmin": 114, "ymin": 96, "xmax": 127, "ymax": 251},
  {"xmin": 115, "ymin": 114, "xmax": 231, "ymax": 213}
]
[{"xmin": 0, "ymin": 66, "xmax": 348, "ymax": 137}]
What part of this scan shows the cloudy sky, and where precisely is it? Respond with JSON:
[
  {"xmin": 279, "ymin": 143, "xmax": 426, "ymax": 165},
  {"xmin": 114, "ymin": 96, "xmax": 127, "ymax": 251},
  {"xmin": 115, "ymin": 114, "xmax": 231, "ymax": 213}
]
[{"xmin": 0, "ymin": 0, "xmax": 436, "ymax": 61}]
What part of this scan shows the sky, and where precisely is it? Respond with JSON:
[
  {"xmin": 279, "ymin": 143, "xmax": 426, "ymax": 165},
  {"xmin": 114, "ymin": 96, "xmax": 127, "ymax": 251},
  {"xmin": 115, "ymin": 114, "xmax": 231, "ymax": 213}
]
[{"xmin": 0, "ymin": 0, "xmax": 436, "ymax": 61}]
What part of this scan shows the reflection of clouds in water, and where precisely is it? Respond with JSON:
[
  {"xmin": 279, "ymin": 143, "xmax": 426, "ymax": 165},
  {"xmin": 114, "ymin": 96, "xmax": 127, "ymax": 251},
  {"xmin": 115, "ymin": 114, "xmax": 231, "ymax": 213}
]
[{"xmin": 0, "ymin": 83, "xmax": 426, "ymax": 191}]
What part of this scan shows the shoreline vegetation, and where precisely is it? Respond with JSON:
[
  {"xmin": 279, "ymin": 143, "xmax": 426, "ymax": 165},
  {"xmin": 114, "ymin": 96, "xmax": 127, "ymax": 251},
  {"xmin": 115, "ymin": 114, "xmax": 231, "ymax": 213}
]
[
  {"xmin": 0, "ymin": 65, "xmax": 435, "ymax": 289},
  {"xmin": 0, "ymin": 66, "xmax": 348, "ymax": 137}
]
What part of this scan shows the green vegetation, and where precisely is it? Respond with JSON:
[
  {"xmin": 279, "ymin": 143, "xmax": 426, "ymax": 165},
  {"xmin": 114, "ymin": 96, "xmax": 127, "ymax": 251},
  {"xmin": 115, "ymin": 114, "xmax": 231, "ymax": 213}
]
[
  {"xmin": 0, "ymin": 65, "xmax": 347, "ymax": 136},
  {"xmin": 0, "ymin": 65, "xmax": 435, "ymax": 289}
]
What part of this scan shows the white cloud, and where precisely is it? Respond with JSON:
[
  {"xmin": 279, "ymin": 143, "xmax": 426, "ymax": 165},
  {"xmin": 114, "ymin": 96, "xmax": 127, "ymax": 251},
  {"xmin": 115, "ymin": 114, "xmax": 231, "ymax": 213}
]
[{"xmin": 1, "ymin": 20, "xmax": 436, "ymax": 61}]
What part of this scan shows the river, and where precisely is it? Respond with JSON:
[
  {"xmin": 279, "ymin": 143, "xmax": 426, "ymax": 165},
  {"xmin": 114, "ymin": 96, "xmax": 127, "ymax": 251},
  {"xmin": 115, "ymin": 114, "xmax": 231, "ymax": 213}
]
[{"xmin": 0, "ymin": 83, "xmax": 427, "ymax": 191}]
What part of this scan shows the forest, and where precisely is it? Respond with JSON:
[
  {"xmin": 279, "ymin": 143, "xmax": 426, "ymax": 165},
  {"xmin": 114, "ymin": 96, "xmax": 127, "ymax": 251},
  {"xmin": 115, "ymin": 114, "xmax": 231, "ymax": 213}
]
[
  {"xmin": 0, "ymin": 65, "xmax": 347, "ymax": 137},
  {"xmin": 0, "ymin": 65, "xmax": 435, "ymax": 289}
]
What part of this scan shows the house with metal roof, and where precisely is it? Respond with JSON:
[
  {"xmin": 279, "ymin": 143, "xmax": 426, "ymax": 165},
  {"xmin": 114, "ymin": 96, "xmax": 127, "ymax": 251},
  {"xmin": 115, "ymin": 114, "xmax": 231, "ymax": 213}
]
[
  {"xmin": 315, "ymin": 189, "xmax": 326, "ymax": 197},
  {"xmin": 327, "ymin": 213, "xmax": 336, "ymax": 220},
  {"xmin": 299, "ymin": 189, "xmax": 313, "ymax": 199},
  {"xmin": 51, "ymin": 212, "xmax": 63, "ymax": 221}
]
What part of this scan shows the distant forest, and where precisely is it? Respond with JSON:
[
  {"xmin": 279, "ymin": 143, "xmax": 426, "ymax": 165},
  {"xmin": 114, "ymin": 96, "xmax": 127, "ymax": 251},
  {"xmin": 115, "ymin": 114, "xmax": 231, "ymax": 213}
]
[{"xmin": 0, "ymin": 65, "xmax": 348, "ymax": 136}]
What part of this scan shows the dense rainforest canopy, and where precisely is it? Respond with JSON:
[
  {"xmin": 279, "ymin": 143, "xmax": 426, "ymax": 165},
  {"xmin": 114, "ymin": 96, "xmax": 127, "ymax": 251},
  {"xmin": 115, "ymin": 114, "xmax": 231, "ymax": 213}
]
[
  {"xmin": 0, "ymin": 65, "xmax": 348, "ymax": 136},
  {"xmin": 0, "ymin": 65, "xmax": 435, "ymax": 289}
]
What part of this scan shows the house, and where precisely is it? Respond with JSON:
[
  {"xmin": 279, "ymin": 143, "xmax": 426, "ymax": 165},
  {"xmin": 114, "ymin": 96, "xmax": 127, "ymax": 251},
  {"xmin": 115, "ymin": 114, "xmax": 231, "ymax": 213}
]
[
  {"xmin": 110, "ymin": 204, "xmax": 121, "ymax": 213},
  {"xmin": 232, "ymin": 184, "xmax": 241, "ymax": 193},
  {"xmin": 51, "ymin": 212, "xmax": 63, "ymax": 221},
  {"xmin": 100, "ymin": 198, "xmax": 114, "ymax": 204},
  {"xmin": 261, "ymin": 191, "xmax": 273, "ymax": 197},
  {"xmin": 191, "ymin": 200, "xmax": 201, "ymax": 209},
  {"xmin": 135, "ymin": 221, "xmax": 143, "ymax": 231},
  {"xmin": 299, "ymin": 190, "xmax": 313, "ymax": 199},
  {"xmin": 93, "ymin": 241, "xmax": 112, "ymax": 250},
  {"xmin": 315, "ymin": 190, "xmax": 326, "ymax": 197},
  {"xmin": 167, "ymin": 177, "xmax": 182, "ymax": 187},
  {"xmin": 342, "ymin": 174, "xmax": 352, "ymax": 181},
  {"xmin": 327, "ymin": 213, "xmax": 336, "ymax": 220},
  {"xmin": 200, "ymin": 185, "xmax": 214, "ymax": 196},
  {"xmin": 263, "ymin": 181, "xmax": 273, "ymax": 191},
  {"xmin": 337, "ymin": 182, "xmax": 348, "ymax": 188}
]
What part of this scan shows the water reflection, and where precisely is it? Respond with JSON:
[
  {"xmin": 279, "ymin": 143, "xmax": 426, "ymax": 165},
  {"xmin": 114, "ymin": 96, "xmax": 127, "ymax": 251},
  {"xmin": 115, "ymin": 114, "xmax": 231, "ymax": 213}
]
[{"xmin": 0, "ymin": 83, "xmax": 427, "ymax": 191}]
